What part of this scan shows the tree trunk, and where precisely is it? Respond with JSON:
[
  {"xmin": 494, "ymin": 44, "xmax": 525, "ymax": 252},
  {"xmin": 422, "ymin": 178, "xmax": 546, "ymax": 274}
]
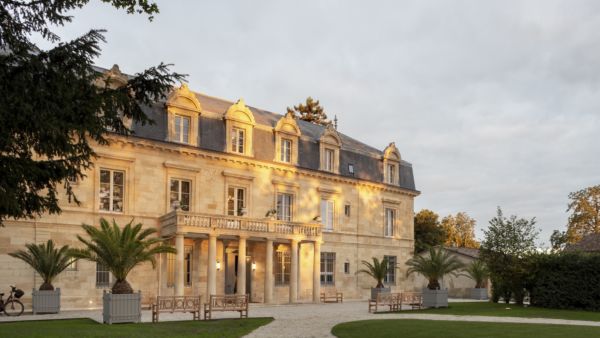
[
  {"xmin": 40, "ymin": 282, "xmax": 54, "ymax": 291},
  {"xmin": 112, "ymin": 279, "xmax": 133, "ymax": 294},
  {"xmin": 427, "ymin": 278, "xmax": 440, "ymax": 290}
]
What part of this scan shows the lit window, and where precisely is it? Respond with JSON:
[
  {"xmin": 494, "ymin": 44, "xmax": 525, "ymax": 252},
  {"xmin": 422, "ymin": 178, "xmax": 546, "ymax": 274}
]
[
  {"xmin": 276, "ymin": 193, "xmax": 293, "ymax": 222},
  {"xmin": 280, "ymin": 138, "xmax": 292, "ymax": 163},
  {"xmin": 386, "ymin": 164, "xmax": 396, "ymax": 184},
  {"xmin": 384, "ymin": 208, "xmax": 395, "ymax": 237},
  {"xmin": 274, "ymin": 251, "xmax": 291, "ymax": 285},
  {"xmin": 96, "ymin": 262, "xmax": 111, "ymax": 288},
  {"xmin": 324, "ymin": 148, "xmax": 334, "ymax": 172},
  {"xmin": 170, "ymin": 179, "xmax": 191, "ymax": 211},
  {"xmin": 231, "ymin": 127, "xmax": 245, "ymax": 154},
  {"xmin": 321, "ymin": 199, "xmax": 335, "ymax": 231},
  {"xmin": 99, "ymin": 169, "xmax": 124, "ymax": 212},
  {"xmin": 320, "ymin": 252, "xmax": 335, "ymax": 285},
  {"xmin": 227, "ymin": 187, "xmax": 246, "ymax": 216},
  {"xmin": 174, "ymin": 115, "xmax": 191, "ymax": 144},
  {"xmin": 384, "ymin": 255, "xmax": 397, "ymax": 284}
]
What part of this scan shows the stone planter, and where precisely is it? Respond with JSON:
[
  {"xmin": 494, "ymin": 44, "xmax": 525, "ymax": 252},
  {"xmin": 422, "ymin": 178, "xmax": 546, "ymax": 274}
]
[
  {"xmin": 32, "ymin": 288, "xmax": 60, "ymax": 314},
  {"xmin": 423, "ymin": 288, "xmax": 448, "ymax": 308},
  {"xmin": 370, "ymin": 287, "xmax": 391, "ymax": 300},
  {"xmin": 102, "ymin": 290, "xmax": 141, "ymax": 324},
  {"xmin": 470, "ymin": 288, "xmax": 488, "ymax": 300}
]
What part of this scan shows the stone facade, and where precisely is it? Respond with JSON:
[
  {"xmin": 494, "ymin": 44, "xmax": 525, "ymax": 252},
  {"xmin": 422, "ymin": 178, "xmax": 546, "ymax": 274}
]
[{"xmin": 0, "ymin": 77, "xmax": 419, "ymax": 309}]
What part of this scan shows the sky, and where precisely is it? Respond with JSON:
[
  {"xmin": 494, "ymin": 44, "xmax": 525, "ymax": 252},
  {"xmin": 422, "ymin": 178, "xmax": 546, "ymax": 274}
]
[{"xmin": 37, "ymin": 0, "xmax": 600, "ymax": 245}]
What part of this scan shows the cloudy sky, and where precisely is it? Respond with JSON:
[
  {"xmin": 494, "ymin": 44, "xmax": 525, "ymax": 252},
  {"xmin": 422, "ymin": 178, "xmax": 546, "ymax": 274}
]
[{"xmin": 39, "ymin": 1, "xmax": 600, "ymax": 245}]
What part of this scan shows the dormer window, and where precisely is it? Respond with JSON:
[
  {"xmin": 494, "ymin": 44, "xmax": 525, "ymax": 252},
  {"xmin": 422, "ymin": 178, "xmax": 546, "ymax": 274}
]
[
  {"xmin": 383, "ymin": 142, "xmax": 401, "ymax": 186},
  {"xmin": 231, "ymin": 127, "xmax": 245, "ymax": 154},
  {"xmin": 174, "ymin": 115, "xmax": 191, "ymax": 144},
  {"xmin": 319, "ymin": 124, "xmax": 342, "ymax": 174},
  {"xmin": 324, "ymin": 148, "xmax": 334, "ymax": 172},
  {"xmin": 280, "ymin": 138, "xmax": 292, "ymax": 163}
]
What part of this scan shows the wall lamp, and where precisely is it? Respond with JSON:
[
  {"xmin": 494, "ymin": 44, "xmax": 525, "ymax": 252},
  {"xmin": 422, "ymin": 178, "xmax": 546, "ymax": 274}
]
[
  {"xmin": 216, "ymin": 259, "xmax": 221, "ymax": 271},
  {"xmin": 251, "ymin": 261, "xmax": 257, "ymax": 271}
]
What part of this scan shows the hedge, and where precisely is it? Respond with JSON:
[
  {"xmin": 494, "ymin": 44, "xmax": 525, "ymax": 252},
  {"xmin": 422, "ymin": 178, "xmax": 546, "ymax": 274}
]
[{"xmin": 529, "ymin": 252, "xmax": 600, "ymax": 310}]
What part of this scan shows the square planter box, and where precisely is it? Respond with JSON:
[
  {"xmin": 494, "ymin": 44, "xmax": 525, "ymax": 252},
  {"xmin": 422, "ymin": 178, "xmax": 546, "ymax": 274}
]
[
  {"xmin": 32, "ymin": 288, "xmax": 60, "ymax": 314},
  {"xmin": 371, "ymin": 287, "xmax": 391, "ymax": 301},
  {"xmin": 471, "ymin": 288, "xmax": 488, "ymax": 300},
  {"xmin": 103, "ymin": 290, "xmax": 141, "ymax": 324},
  {"xmin": 423, "ymin": 288, "xmax": 448, "ymax": 308}
]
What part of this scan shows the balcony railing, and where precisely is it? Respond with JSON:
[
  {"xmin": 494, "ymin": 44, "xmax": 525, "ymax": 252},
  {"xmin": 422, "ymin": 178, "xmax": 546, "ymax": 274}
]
[{"xmin": 159, "ymin": 211, "xmax": 322, "ymax": 238}]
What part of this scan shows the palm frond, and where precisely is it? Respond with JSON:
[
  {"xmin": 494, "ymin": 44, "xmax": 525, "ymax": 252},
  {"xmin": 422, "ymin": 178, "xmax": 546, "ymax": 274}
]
[
  {"xmin": 9, "ymin": 240, "xmax": 74, "ymax": 289},
  {"xmin": 406, "ymin": 246, "xmax": 465, "ymax": 290}
]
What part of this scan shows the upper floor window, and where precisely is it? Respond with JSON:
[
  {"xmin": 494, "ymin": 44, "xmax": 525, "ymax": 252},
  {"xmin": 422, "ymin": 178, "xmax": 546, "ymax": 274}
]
[
  {"xmin": 174, "ymin": 115, "xmax": 191, "ymax": 144},
  {"xmin": 384, "ymin": 208, "xmax": 395, "ymax": 237},
  {"xmin": 276, "ymin": 193, "xmax": 293, "ymax": 221},
  {"xmin": 280, "ymin": 138, "xmax": 292, "ymax": 163},
  {"xmin": 324, "ymin": 148, "xmax": 335, "ymax": 172},
  {"xmin": 321, "ymin": 199, "xmax": 335, "ymax": 231},
  {"xmin": 231, "ymin": 127, "xmax": 245, "ymax": 154},
  {"xmin": 386, "ymin": 164, "xmax": 396, "ymax": 184},
  {"xmin": 383, "ymin": 255, "xmax": 396, "ymax": 284},
  {"xmin": 99, "ymin": 169, "xmax": 124, "ymax": 212},
  {"xmin": 320, "ymin": 252, "xmax": 336, "ymax": 285},
  {"xmin": 227, "ymin": 186, "xmax": 246, "ymax": 216},
  {"xmin": 348, "ymin": 164, "xmax": 354, "ymax": 176},
  {"xmin": 170, "ymin": 178, "xmax": 191, "ymax": 211}
]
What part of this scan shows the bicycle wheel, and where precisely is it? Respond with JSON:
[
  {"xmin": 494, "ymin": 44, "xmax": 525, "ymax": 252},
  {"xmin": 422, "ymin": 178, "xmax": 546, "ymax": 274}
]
[{"xmin": 4, "ymin": 300, "xmax": 24, "ymax": 316}]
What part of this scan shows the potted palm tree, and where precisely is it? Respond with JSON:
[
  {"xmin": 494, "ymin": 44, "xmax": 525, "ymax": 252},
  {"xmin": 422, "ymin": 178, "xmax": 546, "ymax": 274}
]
[
  {"xmin": 462, "ymin": 260, "xmax": 489, "ymax": 300},
  {"xmin": 406, "ymin": 247, "xmax": 464, "ymax": 308},
  {"xmin": 9, "ymin": 240, "xmax": 73, "ymax": 314},
  {"xmin": 357, "ymin": 257, "xmax": 391, "ymax": 300},
  {"xmin": 71, "ymin": 218, "xmax": 175, "ymax": 324}
]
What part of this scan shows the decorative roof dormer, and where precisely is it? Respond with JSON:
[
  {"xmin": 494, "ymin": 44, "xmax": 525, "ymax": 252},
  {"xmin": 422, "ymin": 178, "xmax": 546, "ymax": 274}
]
[
  {"xmin": 224, "ymin": 98, "xmax": 256, "ymax": 157},
  {"xmin": 165, "ymin": 83, "xmax": 202, "ymax": 146},
  {"xmin": 319, "ymin": 123, "xmax": 342, "ymax": 174},
  {"xmin": 383, "ymin": 142, "xmax": 401, "ymax": 185},
  {"xmin": 274, "ymin": 111, "xmax": 301, "ymax": 165}
]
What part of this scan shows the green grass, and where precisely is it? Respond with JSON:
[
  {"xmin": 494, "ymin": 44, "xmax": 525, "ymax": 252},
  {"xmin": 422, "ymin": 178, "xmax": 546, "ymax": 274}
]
[
  {"xmin": 412, "ymin": 302, "xmax": 600, "ymax": 321},
  {"xmin": 0, "ymin": 317, "xmax": 273, "ymax": 338},
  {"xmin": 332, "ymin": 319, "xmax": 600, "ymax": 338}
]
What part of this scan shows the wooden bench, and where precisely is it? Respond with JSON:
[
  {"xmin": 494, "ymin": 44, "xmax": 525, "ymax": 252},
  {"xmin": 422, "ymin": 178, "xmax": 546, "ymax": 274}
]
[
  {"xmin": 401, "ymin": 292, "xmax": 423, "ymax": 310},
  {"xmin": 151, "ymin": 296, "xmax": 202, "ymax": 323},
  {"xmin": 204, "ymin": 294, "xmax": 249, "ymax": 320},
  {"xmin": 368, "ymin": 292, "xmax": 401, "ymax": 313},
  {"xmin": 320, "ymin": 290, "xmax": 343, "ymax": 303}
]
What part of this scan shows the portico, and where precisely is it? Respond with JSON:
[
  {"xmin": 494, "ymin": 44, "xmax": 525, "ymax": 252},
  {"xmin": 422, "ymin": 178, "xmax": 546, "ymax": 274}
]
[{"xmin": 160, "ymin": 210, "xmax": 322, "ymax": 303}]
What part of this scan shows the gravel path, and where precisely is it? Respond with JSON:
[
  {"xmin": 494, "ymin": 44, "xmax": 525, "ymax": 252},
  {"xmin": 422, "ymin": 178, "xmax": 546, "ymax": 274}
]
[{"xmin": 2, "ymin": 300, "xmax": 600, "ymax": 337}]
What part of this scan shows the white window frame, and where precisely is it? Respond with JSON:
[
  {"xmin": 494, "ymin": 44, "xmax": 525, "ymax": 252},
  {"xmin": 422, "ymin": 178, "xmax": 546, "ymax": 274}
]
[
  {"xmin": 174, "ymin": 114, "xmax": 191, "ymax": 144},
  {"xmin": 96, "ymin": 262, "xmax": 112, "ymax": 288},
  {"xmin": 386, "ymin": 163, "xmax": 396, "ymax": 184},
  {"xmin": 227, "ymin": 186, "xmax": 247, "ymax": 216},
  {"xmin": 280, "ymin": 138, "xmax": 292, "ymax": 163},
  {"xmin": 99, "ymin": 169, "xmax": 125, "ymax": 213},
  {"xmin": 231, "ymin": 127, "xmax": 245, "ymax": 154},
  {"xmin": 274, "ymin": 251, "xmax": 291, "ymax": 286},
  {"xmin": 324, "ymin": 148, "xmax": 335, "ymax": 172},
  {"xmin": 384, "ymin": 255, "xmax": 397, "ymax": 284},
  {"xmin": 384, "ymin": 208, "xmax": 395, "ymax": 237},
  {"xmin": 321, "ymin": 199, "xmax": 335, "ymax": 231},
  {"xmin": 320, "ymin": 252, "xmax": 336, "ymax": 286},
  {"xmin": 170, "ymin": 178, "xmax": 191, "ymax": 211},
  {"xmin": 276, "ymin": 193, "xmax": 293, "ymax": 221}
]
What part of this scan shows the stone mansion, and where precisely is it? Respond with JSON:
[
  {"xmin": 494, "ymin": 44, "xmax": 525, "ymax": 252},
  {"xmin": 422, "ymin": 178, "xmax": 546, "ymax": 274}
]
[{"xmin": 0, "ymin": 67, "xmax": 419, "ymax": 309}]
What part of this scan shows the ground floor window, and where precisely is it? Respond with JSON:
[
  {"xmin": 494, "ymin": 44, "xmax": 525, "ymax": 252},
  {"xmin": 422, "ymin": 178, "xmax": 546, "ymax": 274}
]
[
  {"xmin": 274, "ymin": 251, "xmax": 291, "ymax": 285},
  {"xmin": 320, "ymin": 252, "xmax": 336, "ymax": 285},
  {"xmin": 96, "ymin": 262, "xmax": 111, "ymax": 288},
  {"xmin": 384, "ymin": 255, "xmax": 396, "ymax": 284},
  {"xmin": 185, "ymin": 246, "xmax": 193, "ymax": 287}
]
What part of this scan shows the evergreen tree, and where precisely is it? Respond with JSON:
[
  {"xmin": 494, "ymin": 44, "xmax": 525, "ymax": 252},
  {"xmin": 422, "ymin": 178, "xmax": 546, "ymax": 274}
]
[
  {"xmin": 414, "ymin": 209, "xmax": 445, "ymax": 253},
  {"xmin": 287, "ymin": 97, "xmax": 329, "ymax": 125},
  {"xmin": 0, "ymin": 0, "xmax": 184, "ymax": 225}
]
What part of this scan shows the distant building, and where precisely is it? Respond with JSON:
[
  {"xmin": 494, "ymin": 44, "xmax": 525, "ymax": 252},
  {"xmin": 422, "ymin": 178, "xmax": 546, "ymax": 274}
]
[{"xmin": 1, "ymin": 66, "xmax": 420, "ymax": 309}]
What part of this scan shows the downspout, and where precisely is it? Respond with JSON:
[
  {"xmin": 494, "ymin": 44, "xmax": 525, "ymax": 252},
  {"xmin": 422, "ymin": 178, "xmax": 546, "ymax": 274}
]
[{"xmin": 33, "ymin": 219, "xmax": 37, "ymax": 290}]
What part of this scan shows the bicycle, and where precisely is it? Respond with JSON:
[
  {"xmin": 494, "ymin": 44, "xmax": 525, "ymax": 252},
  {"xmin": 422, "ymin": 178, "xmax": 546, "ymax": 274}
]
[{"xmin": 0, "ymin": 285, "xmax": 25, "ymax": 316}]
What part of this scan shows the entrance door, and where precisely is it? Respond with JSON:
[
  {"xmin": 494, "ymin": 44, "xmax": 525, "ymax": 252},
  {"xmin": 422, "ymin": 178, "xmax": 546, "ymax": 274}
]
[{"xmin": 225, "ymin": 252, "xmax": 238, "ymax": 294}]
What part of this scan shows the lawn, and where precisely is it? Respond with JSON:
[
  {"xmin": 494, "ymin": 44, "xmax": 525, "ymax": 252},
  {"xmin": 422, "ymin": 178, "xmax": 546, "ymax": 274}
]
[
  {"xmin": 332, "ymin": 319, "xmax": 600, "ymax": 338},
  {"xmin": 413, "ymin": 301, "xmax": 600, "ymax": 321},
  {"xmin": 0, "ymin": 317, "xmax": 273, "ymax": 338}
]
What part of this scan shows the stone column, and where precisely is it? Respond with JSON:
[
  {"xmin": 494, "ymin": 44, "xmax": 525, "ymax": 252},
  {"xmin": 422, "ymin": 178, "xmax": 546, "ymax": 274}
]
[
  {"xmin": 313, "ymin": 241, "xmax": 321, "ymax": 303},
  {"xmin": 175, "ymin": 233, "xmax": 185, "ymax": 296},
  {"xmin": 207, "ymin": 234, "xmax": 217, "ymax": 297},
  {"xmin": 265, "ymin": 239, "xmax": 273, "ymax": 304},
  {"xmin": 290, "ymin": 239, "xmax": 299, "ymax": 303},
  {"xmin": 237, "ymin": 236, "xmax": 247, "ymax": 295}
]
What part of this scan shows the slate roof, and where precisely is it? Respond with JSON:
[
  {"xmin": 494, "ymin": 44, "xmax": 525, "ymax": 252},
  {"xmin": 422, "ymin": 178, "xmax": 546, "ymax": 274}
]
[
  {"xmin": 444, "ymin": 247, "xmax": 480, "ymax": 259},
  {"xmin": 565, "ymin": 233, "xmax": 600, "ymax": 252}
]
